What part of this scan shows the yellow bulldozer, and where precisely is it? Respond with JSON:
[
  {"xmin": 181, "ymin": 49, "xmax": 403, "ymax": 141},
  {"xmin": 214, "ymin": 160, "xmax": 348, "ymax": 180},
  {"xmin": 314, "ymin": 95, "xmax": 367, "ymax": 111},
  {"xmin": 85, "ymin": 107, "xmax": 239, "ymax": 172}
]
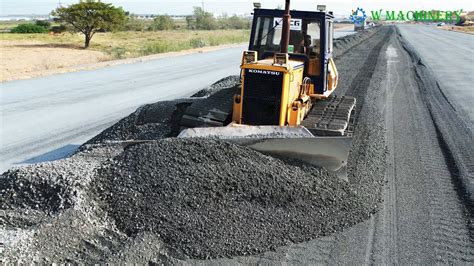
[{"xmin": 179, "ymin": 1, "xmax": 356, "ymax": 179}]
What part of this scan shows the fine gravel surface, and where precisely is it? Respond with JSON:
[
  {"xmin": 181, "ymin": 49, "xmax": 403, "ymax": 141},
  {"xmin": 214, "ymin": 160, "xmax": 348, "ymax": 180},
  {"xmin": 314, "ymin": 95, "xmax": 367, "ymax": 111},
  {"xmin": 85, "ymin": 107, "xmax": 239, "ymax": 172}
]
[
  {"xmin": 181, "ymin": 26, "xmax": 392, "ymax": 265},
  {"xmin": 1, "ymin": 144, "xmax": 128, "ymax": 262},
  {"xmin": 93, "ymin": 139, "xmax": 367, "ymax": 259},
  {"xmin": 333, "ymin": 27, "xmax": 379, "ymax": 59},
  {"xmin": 396, "ymin": 26, "xmax": 474, "ymax": 202},
  {"xmin": 1, "ymin": 27, "xmax": 386, "ymax": 263}
]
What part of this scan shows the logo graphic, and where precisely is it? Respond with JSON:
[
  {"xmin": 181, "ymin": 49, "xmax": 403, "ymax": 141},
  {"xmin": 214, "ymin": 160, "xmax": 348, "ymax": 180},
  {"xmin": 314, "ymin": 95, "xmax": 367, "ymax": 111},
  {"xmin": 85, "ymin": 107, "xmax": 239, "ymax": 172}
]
[
  {"xmin": 247, "ymin": 69, "xmax": 281, "ymax": 76},
  {"xmin": 350, "ymin": 7, "xmax": 367, "ymax": 23}
]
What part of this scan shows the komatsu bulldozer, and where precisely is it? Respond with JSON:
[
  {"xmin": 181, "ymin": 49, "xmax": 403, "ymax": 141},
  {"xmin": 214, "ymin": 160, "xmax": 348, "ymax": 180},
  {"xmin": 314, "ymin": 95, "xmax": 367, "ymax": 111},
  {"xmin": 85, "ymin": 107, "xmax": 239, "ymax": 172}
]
[{"xmin": 179, "ymin": 1, "xmax": 356, "ymax": 179}]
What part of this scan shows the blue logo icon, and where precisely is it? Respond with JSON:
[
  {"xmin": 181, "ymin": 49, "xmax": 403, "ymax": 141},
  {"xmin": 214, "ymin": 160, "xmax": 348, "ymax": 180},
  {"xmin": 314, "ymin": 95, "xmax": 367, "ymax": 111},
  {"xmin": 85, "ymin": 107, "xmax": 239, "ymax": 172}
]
[{"xmin": 350, "ymin": 7, "xmax": 367, "ymax": 23}]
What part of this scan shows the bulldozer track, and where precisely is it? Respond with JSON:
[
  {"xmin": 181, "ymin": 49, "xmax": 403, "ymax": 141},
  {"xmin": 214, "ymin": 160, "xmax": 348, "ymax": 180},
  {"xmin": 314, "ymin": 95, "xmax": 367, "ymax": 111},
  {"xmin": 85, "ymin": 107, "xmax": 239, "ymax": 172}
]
[{"xmin": 302, "ymin": 95, "xmax": 356, "ymax": 136}]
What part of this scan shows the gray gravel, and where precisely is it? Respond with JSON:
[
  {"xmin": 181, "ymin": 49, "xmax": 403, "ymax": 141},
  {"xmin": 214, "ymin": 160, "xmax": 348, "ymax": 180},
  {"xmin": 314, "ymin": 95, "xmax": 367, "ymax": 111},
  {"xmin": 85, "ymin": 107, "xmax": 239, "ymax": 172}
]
[
  {"xmin": 1, "ymin": 144, "xmax": 127, "ymax": 263},
  {"xmin": 333, "ymin": 26, "xmax": 380, "ymax": 58},
  {"xmin": 190, "ymin": 76, "xmax": 241, "ymax": 98},
  {"xmin": 81, "ymin": 76, "xmax": 242, "ymax": 147},
  {"xmin": 93, "ymin": 139, "xmax": 368, "ymax": 259},
  {"xmin": 82, "ymin": 100, "xmax": 182, "ymax": 146},
  {"xmin": 341, "ymin": 27, "xmax": 391, "ymax": 211},
  {"xmin": 396, "ymin": 26, "xmax": 473, "ymax": 202}
]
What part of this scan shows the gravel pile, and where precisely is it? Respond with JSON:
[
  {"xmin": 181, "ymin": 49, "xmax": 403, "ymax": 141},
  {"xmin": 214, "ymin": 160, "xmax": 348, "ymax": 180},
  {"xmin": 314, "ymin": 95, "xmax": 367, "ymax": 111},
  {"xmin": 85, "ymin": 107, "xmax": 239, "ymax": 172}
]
[
  {"xmin": 82, "ymin": 100, "xmax": 186, "ymax": 146},
  {"xmin": 82, "ymin": 76, "xmax": 241, "ymax": 147},
  {"xmin": 1, "ymin": 145, "xmax": 123, "ymax": 226},
  {"xmin": 1, "ymin": 145, "xmax": 128, "ymax": 263},
  {"xmin": 190, "ymin": 76, "xmax": 241, "ymax": 98},
  {"xmin": 94, "ymin": 139, "xmax": 366, "ymax": 259},
  {"xmin": 1, "ymin": 168, "xmax": 74, "ymax": 214},
  {"xmin": 333, "ymin": 26, "xmax": 380, "ymax": 58}
]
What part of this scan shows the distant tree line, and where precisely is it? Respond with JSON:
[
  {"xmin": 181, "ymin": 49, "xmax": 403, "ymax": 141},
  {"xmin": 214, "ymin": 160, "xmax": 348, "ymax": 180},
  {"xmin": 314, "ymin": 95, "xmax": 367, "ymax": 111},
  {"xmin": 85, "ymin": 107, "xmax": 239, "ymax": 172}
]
[
  {"xmin": 124, "ymin": 8, "xmax": 251, "ymax": 31},
  {"xmin": 124, "ymin": 14, "xmax": 176, "ymax": 31},
  {"xmin": 186, "ymin": 7, "xmax": 251, "ymax": 30},
  {"xmin": 8, "ymin": 1, "xmax": 250, "ymax": 49}
]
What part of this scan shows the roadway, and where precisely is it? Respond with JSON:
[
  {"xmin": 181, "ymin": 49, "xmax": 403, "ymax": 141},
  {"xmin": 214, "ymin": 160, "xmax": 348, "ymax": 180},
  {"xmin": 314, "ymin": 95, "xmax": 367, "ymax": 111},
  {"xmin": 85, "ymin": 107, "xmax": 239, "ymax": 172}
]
[
  {"xmin": 397, "ymin": 24, "xmax": 474, "ymax": 125},
  {"xmin": 0, "ymin": 46, "xmax": 244, "ymax": 172}
]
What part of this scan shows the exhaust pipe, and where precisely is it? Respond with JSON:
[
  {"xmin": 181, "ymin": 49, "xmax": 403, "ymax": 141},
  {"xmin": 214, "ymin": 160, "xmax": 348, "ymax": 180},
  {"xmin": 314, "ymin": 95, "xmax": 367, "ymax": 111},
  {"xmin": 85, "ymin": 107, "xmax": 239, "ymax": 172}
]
[{"xmin": 280, "ymin": 0, "xmax": 291, "ymax": 53}]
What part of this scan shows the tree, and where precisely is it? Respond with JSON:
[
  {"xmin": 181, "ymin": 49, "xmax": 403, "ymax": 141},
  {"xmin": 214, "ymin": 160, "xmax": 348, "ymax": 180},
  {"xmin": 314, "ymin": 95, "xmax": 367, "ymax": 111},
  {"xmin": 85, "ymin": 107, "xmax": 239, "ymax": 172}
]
[
  {"xmin": 193, "ymin": 7, "xmax": 217, "ymax": 30},
  {"xmin": 186, "ymin": 15, "xmax": 196, "ymax": 29},
  {"xmin": 149, "ymin": 15, "xmax": 175, "ymax": 31},
  {"xmin": 35, "ymin": 20, "xmax": 52, "ymax": 29},
  {"xmin": 52, "ymin": 0, "xmax": 127, "ymax": 48},
  {"xmin": 51, "ymin": 24, "xmax": 67, "ymax": 33},
  {"xmin": 124, "ymin": 15, "xmax": 147, "ymax": 31},
  {"xmin": 219, "ymin": 14, "xmax": 250, "ymax": 29}
]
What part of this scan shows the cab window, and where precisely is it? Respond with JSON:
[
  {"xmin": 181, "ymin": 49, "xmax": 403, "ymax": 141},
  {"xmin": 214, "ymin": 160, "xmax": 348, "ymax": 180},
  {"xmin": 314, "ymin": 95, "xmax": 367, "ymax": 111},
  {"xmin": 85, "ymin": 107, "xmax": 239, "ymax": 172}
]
[
  {"xmin": 306, "ymin": 21, "xmax": 321, "ymax": 57},
  {"xmin": 327, "ymin": 21, "xmax": 333, "ymax": 53},
  {"xmin": 252, "ymin": 16, "xmax": 321, "ymax": 59}
]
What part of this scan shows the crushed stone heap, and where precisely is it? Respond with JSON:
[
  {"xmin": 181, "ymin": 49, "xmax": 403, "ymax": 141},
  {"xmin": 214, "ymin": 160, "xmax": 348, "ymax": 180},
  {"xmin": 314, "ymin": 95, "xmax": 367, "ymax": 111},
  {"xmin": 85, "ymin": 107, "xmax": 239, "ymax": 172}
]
[{"xmin": 94, "ymin": 139, "xmax": 367, "ymax": 259}]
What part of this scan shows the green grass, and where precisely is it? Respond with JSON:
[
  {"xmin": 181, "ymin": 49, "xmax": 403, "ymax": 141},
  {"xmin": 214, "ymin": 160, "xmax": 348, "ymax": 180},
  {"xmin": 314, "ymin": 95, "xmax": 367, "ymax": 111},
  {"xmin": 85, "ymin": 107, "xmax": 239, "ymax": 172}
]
[
  {"xmin": 0, "ymin": 29, "xmax": 249, "ymax": 59},
  {"xmin": 0, "ymin": 21, "xmax": 21, "ymax": 32}
]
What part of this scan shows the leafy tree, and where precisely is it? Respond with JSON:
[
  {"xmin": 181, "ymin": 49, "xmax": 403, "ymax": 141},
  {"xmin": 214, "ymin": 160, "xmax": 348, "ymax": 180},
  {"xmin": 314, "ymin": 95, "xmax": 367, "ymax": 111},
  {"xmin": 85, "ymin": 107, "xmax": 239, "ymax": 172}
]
[
  {"xmin": 35, "ymin": 20, "xmax": 52, "ymax": 29},
  {"xmin": 51, "ymin": 24, "xmax": 67, "ymax": 33},
  {"xmin": 193, "ymin": 7, "xmax": 217, "ymax": 30},
  {"xmin": 219, "ymin": 14, "xmax": 250, "ymax": 29},
  {"xmin": 149, "ymin": 15, "xmax": 175, "ymax": 31},
  {"xmin": 11, "ymin": 23, "xmax": 49, "ymax": 33},
  {"xmin": 186, "ymin": 15, "xmax": 196, "ymax": 29},
  {"xmin": 52, "ymin": 0, "xmax": 127, "ymax": 48},
  {"xmin": 124, "ymin": 15, "xmax": 147, "ymax": 31}
]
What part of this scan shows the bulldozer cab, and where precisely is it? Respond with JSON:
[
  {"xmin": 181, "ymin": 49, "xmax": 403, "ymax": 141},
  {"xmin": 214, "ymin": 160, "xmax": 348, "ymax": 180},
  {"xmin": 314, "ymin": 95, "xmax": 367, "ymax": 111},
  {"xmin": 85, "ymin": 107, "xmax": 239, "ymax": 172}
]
[{"xmin": 248, "ymin": 8, "xmax": 335, "ymax": 94}]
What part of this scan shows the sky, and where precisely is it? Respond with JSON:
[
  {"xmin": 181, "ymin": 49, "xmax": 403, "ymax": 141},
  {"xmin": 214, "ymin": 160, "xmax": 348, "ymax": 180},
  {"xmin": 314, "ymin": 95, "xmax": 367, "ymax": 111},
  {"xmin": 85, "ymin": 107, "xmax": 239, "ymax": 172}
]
[{"xmin": 1, "ymin": 0, "xmax": 473, "ymax": 16}]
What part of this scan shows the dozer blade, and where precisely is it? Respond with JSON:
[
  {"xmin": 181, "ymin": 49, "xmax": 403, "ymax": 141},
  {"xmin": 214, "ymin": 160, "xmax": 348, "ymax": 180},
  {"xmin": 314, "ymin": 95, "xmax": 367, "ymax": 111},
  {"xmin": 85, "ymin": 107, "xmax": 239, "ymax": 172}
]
[{"xmin": 178, "ymin": 125, "xmax": 352, "ymax": 180}]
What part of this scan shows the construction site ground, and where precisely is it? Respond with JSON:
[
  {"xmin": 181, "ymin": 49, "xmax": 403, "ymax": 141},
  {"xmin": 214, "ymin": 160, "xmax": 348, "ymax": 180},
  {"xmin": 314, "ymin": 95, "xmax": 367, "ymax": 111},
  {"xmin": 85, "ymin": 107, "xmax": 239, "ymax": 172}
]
[{"xmin": 1, "ymin": 25, "xmax": 473, "ymax": 264}]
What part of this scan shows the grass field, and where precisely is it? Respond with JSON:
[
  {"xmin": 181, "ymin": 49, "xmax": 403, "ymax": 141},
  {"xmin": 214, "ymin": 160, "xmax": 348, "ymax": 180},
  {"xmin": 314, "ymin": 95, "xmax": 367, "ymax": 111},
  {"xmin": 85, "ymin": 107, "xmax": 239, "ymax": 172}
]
[
  {"xmin": 0, "ymin": 29, "xmax": 249, "ymax": 81},
  {"xmin": 0, "ymin": 29, "xmax": 250, "ymax": 59},
  {"xmin": 0, "ymin": 21, "xmax": 21, "ymax": 32}
]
